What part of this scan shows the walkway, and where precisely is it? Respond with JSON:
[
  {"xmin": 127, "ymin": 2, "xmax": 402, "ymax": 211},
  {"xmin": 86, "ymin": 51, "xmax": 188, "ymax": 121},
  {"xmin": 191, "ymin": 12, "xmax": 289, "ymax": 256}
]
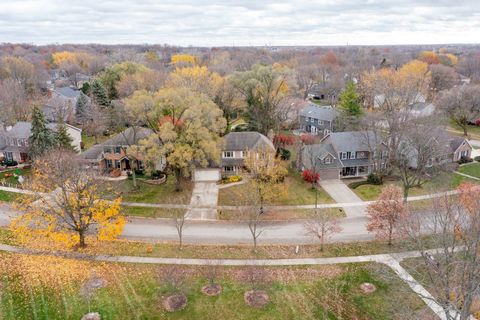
[
  {"xmin": 319, "ymin": 179, "xmax": 366, "ymax": 219},
  {"xmin": 186, "ymin": 169, "xmax": 220, "ymax": 220},
  {"xmin": 0, "ymin": 243, "xmax": 451, "ymax": 319}
]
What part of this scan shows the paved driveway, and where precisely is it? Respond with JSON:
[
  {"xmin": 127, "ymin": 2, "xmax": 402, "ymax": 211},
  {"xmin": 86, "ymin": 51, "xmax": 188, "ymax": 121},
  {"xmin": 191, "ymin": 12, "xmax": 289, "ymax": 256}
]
[
  {"xmin": 319, "ymin": 179, "xmax": 366, "ymax": 219},
  {"xmin": 187, "ymin": 169, "xmax": 220, "ymax": 220}
]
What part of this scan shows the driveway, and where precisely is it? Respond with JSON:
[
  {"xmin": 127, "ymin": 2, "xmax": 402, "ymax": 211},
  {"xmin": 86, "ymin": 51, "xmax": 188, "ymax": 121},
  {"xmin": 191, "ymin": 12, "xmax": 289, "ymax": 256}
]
[
  {"xmin": 319, "ymin": 179, "xmax": 366, "ymax": 219},
  {"xmin": 187, "ymin": 169, "xmax": 220, "ymax": 220}
]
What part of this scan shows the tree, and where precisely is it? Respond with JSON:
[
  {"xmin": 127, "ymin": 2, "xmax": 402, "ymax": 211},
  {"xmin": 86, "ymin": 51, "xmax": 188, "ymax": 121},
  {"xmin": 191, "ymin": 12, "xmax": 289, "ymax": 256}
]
[
  {"xmin": 28, "ymin": 107, "xmax": 56, "ymax": 159},
  {"xmin": 173, "ymin": 210, "xmax": 189, "ymax": 249},
  {"xmin": 338, "ymin": 80, "xmax": 362, "ymax": 117},
  {"xmin": 54, "ymin": 122, "xmax": 75, "ymax": 152},
  {"xmin": 1, "ymin": 56, "xmax": 36, "ymax": 92},
  {"xmin": 304, "ymin": 209, "xmax": 342, "ymax": 251},
  {"xmin": 0, "ymin": 78, "xmax": 29, "ymax": 125},
  {"xmin": 11, "ymin": 150, "xmax": 125, "ymax": 248},
  {"xmin": 418, "ymin": 51, "xmax": 440, "ymax": 65},
  {"xmin": 366, "ymin": 185, "xmax": 407, "ymax": 245},
  {"xmin": 75, "ymin": 92, "xmax": 90, "ymax": 122},
  {"xmin": 244, "ymin": 205, "xmax": 264, "ymax": 252},
  {"xmin": 295, "ymin": 64, "xmax": 319, "ymax": 99},
  {"xmin": 90, "ymin": 79, "xmax": 110, "ymax": 107},
  {"xmin": 402, "ymin": 183, "xmax": 480, "ymax": 320},
  {"xmin": 231, "ymin": 64, "xmax": 291, "ymax": 135},
  {"xmin": 429, "ymin": 64, "xmax": 457, "ymax": 93},
  {"xmin": 438, "ymin": 85, "xmax": 480, "ymax": 136}
]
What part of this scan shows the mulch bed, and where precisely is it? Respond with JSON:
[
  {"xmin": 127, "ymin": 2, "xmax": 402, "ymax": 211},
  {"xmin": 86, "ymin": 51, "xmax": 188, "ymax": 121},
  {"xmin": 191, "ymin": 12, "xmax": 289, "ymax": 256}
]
[
  {"xmin": 201, "ymin": 283, "xmax": 222, "ymax": 296},
  {"xmin": 244, "ymin": 290, "xmax": 269, "ymax": 308},
  {"xmin": 163, "ymin": 294, "xmax": 188, "ymax": 312}
]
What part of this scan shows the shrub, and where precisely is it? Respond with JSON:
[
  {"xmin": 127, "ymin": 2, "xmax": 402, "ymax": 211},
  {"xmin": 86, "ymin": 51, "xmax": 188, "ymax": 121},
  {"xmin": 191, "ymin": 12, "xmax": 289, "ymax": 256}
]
[
  {"xmin": 280, "ymin": 148, "xmax": 291, "ymax": 160},
  {"xmin": 475, "ymin": 156, "xmax": 480, "ymax": 162},
  {"xmin": 458, "ymin": 156, "xmax": 473, "ymax": 164},
  {"xmin": 4, "ymin": 160, "xmax": 18, "ymax": 167},
  {"xmin": 228, "ymin": 175, "xmax": 242, "ymax": 183},
  {"xmin": 475, "ymin": 119, "xmax": 480, "ymax": 126},
  {"xmin": 302, "ymin": 169, "xmax": 319, "ymax": 183},
  {"xmin": 367, "ymin": 173, "xmax": 382, "ymax": 185}
]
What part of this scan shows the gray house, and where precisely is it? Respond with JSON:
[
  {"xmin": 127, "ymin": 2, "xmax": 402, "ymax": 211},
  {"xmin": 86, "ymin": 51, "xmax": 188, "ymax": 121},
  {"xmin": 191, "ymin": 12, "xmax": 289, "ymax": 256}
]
[
  {"xmin": 300, "ymin": 131, "xmax": 387, "ymax": 180},
  {"xmin": 298, "ymin": 104, "xmax": 338, "ymax": 136},
  {"xmin": 221, "ymin": 132, "xmax": 275, "ymax": 176}
]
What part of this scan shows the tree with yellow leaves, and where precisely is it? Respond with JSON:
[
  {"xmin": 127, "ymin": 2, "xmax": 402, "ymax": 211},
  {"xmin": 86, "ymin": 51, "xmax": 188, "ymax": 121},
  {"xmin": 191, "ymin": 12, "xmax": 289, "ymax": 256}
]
[
  {"xmin": 11, "ymin": 149, "xmax": 125, "ymax": 248},
  {"xmin": 170, "ymin": 54, "xmax": 198, "ymax": 67}
]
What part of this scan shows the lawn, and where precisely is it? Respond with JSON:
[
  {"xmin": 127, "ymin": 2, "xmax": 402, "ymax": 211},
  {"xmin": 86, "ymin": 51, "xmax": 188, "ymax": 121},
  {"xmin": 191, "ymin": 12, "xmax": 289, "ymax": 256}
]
[
  {"xmin": 457, "ymin": 162, "xmax": 480, "ymax": 178},
  {"xmin": 218, "ymin": 207, "xmax": 344, "ymax": 221},
  {"xmin": 448, "ymin": 121, "xmax": 480, "ymax": 139},
  {"xmin": 122, "ymin": 206, "xmax": 186, "ymax": 218},
  {"xmin": 218, "ymin": 169, "xmax": 333, "ymax": 206},
  {"xmin": 0, "ymin": 190, "xmax": 21, "ymax": 202},
  {"xmin": 0, "ymin": 168, "xmax": 31, "ymax": 186},
  {"xmin": 351, "ymin": 173, "xmax": 478, "ymax": 201},
  {"xmin": 0, "ymin": 252, "xmax": 432, "ymax": 320},
  {"xmin": 110, "ymin": 175, "xmax": 193, "ymax": 204}
]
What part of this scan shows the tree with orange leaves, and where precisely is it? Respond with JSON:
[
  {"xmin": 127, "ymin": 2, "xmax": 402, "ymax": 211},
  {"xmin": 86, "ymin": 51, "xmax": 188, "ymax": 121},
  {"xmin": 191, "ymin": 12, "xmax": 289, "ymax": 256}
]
[
  {"xmin": 366, "ymin": 185, "xmax": 407, "ymax": 245},
  {"xmin": 11, "ymin": 149, "xmax": 125, "ymax": 248},
  {"xmin": 418, "ymin": 51, "xmax": 440, "ymax": 65}
]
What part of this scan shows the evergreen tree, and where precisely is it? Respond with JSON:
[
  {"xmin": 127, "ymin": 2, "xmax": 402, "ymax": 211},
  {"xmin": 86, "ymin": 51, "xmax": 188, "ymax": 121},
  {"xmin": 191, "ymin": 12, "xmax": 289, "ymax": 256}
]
[
  {"xmin": 28, "ymin": 107, "xmax": 56, "ymax": 159},
  {"xmin": 75, "ymin": 92, "xmax": 89, "ymax": 121},
  {"xmin": 339, "ymin": 80, "xmax": 362, "ymax": 117},
  {"xmin": 91, "ymin": 80, "xmax": 110, "ymax": 107},
  {"xmin": 55, "ymin": 122, "xmax": 76, "ymax": 152}
]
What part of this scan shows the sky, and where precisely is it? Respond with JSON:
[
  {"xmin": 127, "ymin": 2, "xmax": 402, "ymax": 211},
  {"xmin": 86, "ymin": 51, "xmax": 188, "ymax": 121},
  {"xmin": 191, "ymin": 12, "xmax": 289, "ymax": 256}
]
[{"xmin": 0, "ymin": 0, "xmax": 479, "ymax": 46}]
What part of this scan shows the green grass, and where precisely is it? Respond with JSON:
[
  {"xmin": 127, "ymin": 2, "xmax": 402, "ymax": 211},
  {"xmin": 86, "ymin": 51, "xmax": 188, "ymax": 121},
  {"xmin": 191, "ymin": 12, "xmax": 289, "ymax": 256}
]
[
  {"xmin": 448, "ymin": 121, "xmax": 480, "ymax": 139},
  {"xmin": 0, "ymin": 190, "xmax": 21, "ymax": 202},
  {"xmin": 0, "ymin": 168, "xmax": 31, "ymax": 185},
  {"xmin": 122, "ymin": 206, "xmax": 186, "ymax": 218},
  {"xmin": 111, "ymin": 175, "xmax": 193, "ymax": 204},
  {"xmin": 457, "ymin": 162, "xmax": 480, "ymax": 178},
  {"xmin": 0, "ymin": 254, "xmax": 431, "ymax": 320}
]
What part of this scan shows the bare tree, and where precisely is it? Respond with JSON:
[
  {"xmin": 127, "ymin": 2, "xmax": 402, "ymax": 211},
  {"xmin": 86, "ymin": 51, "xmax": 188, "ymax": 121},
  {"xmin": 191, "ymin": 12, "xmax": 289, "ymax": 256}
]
[
  {"xmin": 243, "ymin": 205, "xmax": 264, "ymax": 252},
  {"xmin": 429, "ymin": 64, "xmax": 458, "ymax": 93},
  {"xmin": 402, "ymin": 185, "xmax": 480, "ymax": 320},
  {"xmin": 296, "ymin": 64, "xmax": 319, "ymax": 99},
  {"xmin": 173, "ymin": 210, "xmax": 189, "ymax": 249},
  {"xmin": 438, "ymin": 85, "xmax": 480, "ymax": 136},
  {"xmin": 304, "ymin": 209, "xmax": 342, "ymax": 251}
]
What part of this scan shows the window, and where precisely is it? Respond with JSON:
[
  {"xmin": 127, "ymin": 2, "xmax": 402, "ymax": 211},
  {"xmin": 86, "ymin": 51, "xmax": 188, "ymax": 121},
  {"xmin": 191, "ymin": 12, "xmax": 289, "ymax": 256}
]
[
  {"xmin": 104, "ymin": 147, "xmax": 112, "ymax": 154},
  {"xmin": 241, "ymin": 151, "xmax": 247, "ymax": 158},
  {"xmin": 224, "ymin": 166, "xmax": 235, "ymax": 172},
  {"xmin": 318, "ymin": 120, "xmax": 324, "ymax": 126},
  {"xmin": 106, "ymin": 159, "xmax": 113, "ymax": 168},
  {"xmin": 357, "ymin": 151, "xmax": 365, "ymax": 159},
  {"xmin": 5, "ymin": 152, "xmax": 13, "ymax": 161},
  {"xmin": 350, "ymin": 151, "xmax": 356, "ymax": 160},
  {"xmin": 340, "ymin": 152, "xmax": 347, "ymax": 160},
  {"xmin": 325, "ymin": 157, "xmax": 331, "ymax": 164},
  {"xmin": 223, "ymin": 151, "xmax": 234, "ymax": 158},
  {"xmin": 115, "ymin": 160, "xmax": 121, "ymax": 169},
  {"xmin": 308, "ymin": 117, "xmax": 313, "ymax": 122},
  {"xmin": 115, "ymin": 146, "xmax": 122, "ymax": 154},
  {"xmin": 461, "ymin": 150, "xmax": 469, "ymax": 157}
]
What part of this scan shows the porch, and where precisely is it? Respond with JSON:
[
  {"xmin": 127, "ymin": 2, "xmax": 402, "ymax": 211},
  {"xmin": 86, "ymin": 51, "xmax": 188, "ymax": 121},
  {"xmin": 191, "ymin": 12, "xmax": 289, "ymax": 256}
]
[{"xmin": 341, "ymin": 165, "xmax": 370, "ymax": 178}]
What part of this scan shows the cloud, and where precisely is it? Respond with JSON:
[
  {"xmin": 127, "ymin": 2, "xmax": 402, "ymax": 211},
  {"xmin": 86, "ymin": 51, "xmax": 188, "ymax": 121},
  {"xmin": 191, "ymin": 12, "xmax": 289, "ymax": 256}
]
[{"xmin": 0, "ymin": 0, "xmax": 478, "ymax": 45}]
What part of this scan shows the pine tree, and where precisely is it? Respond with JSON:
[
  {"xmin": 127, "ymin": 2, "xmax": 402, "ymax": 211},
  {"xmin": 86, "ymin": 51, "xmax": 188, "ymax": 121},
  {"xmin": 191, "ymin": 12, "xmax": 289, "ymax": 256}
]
[
  {"xmin": 55, "ymin": 122, "xmax": 76, "ymax": 152},
  {"xmin": 339, "ymin": 80, "xmax": 362, "ymax": 117},
  {"xmin": 91, "ymin": 80, "xmax": 110, "ymax": 107},
  {"xmin": 75, "ymin": 92, "xmax": 90, "ymax": 123},
  {"xmin": 28, "ymin": 107, "xmax": 56, "ymax": 159}
]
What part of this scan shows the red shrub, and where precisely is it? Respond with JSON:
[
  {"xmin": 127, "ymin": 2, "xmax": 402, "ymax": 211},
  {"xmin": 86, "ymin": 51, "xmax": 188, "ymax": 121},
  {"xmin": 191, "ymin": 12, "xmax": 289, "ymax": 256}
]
[
  {"xmin": 302, "ymin": 169, "xmax": 320, "ymax": 183},
  {"xmin": 273, "ymin": 134, "xmax": 295, "ymax": 148},
  {"xmin": 475, "ymin": 119, "xmax": 480, "ymax": 126},
  {"xmin": 300, "ymin": 134, "xmax": 315, "ymax": 145}
]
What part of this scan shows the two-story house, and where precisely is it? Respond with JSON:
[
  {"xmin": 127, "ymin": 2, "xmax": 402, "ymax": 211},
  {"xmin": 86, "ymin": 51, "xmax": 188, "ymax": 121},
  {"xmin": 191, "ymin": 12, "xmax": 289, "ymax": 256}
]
[
  {"xmin": 300, "ymin": 131, "xmax": 387, "ymax": 180},
  {"xmin": 221, "ymin": 132, "xmax": 275, "ymax": 176},
  {"xmin": 79, "ymin": 127, "xmax": 165, "ymax": 174},
  {"xmin": 298, "ymin": 104, "xmax": 338, "ymax": 136},
  {"xmin": 0, "ymin": 121, "xmax": 82, "ymax": 163}
]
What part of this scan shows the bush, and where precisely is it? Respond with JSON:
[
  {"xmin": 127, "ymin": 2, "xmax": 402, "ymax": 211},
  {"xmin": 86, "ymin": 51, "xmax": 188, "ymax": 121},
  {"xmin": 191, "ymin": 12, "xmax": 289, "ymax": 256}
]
[
  {"xmin": 458, "ymin": 156, "xmax": 473, "ymax": 164},
  {"xmin": 280, "ymin": 148, "xmax": 291, "ymax": 160},
  {"xmin": 302, "ymin": 169, "xmax": 319, "ymax": 183},
  {"xmin": 4, "ymin": 160, "xmax": 18, "ymax": 167},
  {"xmin": 475, "ymin": 156, "xmax": 480, "ymax": 162},
  {"xmin": 367, "ymin": 173, "xmax": 382, "ymax": 185}
]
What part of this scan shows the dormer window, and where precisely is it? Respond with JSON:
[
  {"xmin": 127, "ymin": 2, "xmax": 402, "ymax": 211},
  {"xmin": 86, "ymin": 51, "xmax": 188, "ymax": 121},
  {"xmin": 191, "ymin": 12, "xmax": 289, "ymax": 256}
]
[
  {"xmin": 350, "ymin": 151, "xmax": 356, "ymax": 160},
  {"xmin": 325, "ymin": 157, "xmax": 331, "ymax": 164},
  {"xmin": 340, "ymin": 152, "xmax": 347, "ymax": 160},
  {"xmin": 223, "ymin": 151, "xmax": 234, "ymax": 158},
  {"xmin": 114, "ymin": 146, "xmax": 122, "ymax": 154}
]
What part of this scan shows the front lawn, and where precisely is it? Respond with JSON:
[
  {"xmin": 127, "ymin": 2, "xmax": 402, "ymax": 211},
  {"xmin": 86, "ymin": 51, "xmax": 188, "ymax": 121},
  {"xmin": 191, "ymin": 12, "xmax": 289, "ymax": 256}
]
[
  {"xmin": 218, "ymin": 171, "xmax": 333, "ymax": 206},
  {"xmin": 457, "ymin": 162, "xmax": 480, "ymax": 179},
  {"xmin": 122, "ymin": 206, "xmax": 186, "ymax": 218},
  {"xmin": 111, "ymin": 175, "xmax": 193, "ymax": 204},
  {"xmin": 0, "ymin": 252, "xmax": 432, "ymax": 320},
  {"xmin": 448, "ymin": 121, "xmax": 480, "ymax": 139},
  {"xmin": 0, "ymin": 168, "xmax": 31, "ymax": 186},
  {"xmin": 0, "ymin": 190, "xmax": 20, "ymax": 202}
]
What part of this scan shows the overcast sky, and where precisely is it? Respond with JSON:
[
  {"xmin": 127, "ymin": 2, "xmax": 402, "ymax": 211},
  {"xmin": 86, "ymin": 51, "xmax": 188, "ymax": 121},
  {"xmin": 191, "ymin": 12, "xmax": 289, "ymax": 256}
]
[{"xmin": 1, "ymin": 0, "xmax": 479, "ymax": 46}]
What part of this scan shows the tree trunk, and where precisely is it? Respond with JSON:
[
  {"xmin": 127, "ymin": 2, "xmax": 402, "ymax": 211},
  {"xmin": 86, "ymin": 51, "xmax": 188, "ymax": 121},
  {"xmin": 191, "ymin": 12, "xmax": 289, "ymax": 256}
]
[
  {"xmin": 174, "ymin": 168, "xmax": 182, "ymax": 192},
  {"xmin": 388, "ymin": 227, "xmax": 393, "ymax": 246},
  {"xmin": 403, "ymin": 186, "xmax": 409, "ymax": 204},
  {"xmin": 461, "ymin": 123, "xmax": 468, "ymax": 137},
  {"xmin": 132, "ymin": 163, "xmax": 138, "ymax": 189},
  {"xmin": 79, "ymin": 231, "xmax": 86, "ymax": 248}
]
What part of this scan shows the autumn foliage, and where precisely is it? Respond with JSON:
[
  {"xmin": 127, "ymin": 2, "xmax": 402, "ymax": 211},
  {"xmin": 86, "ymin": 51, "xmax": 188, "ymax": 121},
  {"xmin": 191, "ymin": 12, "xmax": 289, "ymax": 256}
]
[
  {"xmin": 366, "ymin": 185, "xmax": 407, "ymax": 245},
  {"xmin": 300, "ymin": 134, "xmax": 315, "ymax": 145},
  {"xmin": 302, "ymin": 169, "xmax": 320, "ymax": 183},
  {"xmin": 273, "ymin": 134, "xmax": 295, "ymax": 148}
]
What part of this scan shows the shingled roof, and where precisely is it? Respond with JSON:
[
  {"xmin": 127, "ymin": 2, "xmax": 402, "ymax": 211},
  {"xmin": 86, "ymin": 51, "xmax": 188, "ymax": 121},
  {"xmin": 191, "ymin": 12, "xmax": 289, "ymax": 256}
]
[
  {"xmin": 298, "ymin": 104, "xmax": 337, "ymax": 122},
  {"xmin": 223, "ymin": 132, "xmax": 274, "ymax": 151}
]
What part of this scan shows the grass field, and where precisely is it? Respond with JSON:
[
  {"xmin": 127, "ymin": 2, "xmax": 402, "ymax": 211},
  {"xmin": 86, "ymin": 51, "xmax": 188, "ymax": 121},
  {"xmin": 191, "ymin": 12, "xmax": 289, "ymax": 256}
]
[
  {"xmin": 0, "ymin": 252, "xmax": 432, "ymax": 320},
  {"xmin": 111, "ymin": 175, "xmax": 193, "ymax": 204},
  {"xmin": 457, "ymin": 162, "xmax": 480, "ymax": 178},
  {"xmin": 0, "ymin": 168, "xmax": 31, "ymax": 185},
  {"xmin": 0, "ymin": 190, "xmax": 21, "ymax": 202}
]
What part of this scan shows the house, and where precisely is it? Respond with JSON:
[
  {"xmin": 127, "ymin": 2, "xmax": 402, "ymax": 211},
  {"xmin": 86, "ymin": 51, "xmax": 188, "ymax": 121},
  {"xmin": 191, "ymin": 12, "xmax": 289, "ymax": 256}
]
[
  {"xmin": 0, "ymin": 121, "xmax": 82, "ymax": 163},
  {"xmin": 300, "ymin": 131, "xmax": 388, "ymax": 180},
  {"xmin": 44, "ymin": 86, "xmax": 82, "ymax": 122},
  {"xmin": 298, "ymin": 104, "xmax": 338, "ymax": 136},
  {"xmin": 79, "ymin": 127, "xmax": 165, "ymax": 174},
  {"xmin": 373, "ymin": 92, "xmax": 426, "ymax": 110},
  {"xmin": 409, "ymin": 102, "xmax": 436, "ymax": 118},
  {"xmin": 221, "ymin": 132, "xmax": 275, "ymax": 176}
]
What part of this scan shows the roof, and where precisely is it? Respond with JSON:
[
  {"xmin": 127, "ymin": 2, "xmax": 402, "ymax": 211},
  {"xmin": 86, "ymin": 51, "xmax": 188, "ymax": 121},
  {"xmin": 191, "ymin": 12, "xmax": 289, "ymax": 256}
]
[
  {"xmin": 78, "ymin": 145, "xmax": 103, "ymax": 161},
  {"xmin": 324, "ymin": 131, "xmax": 378, "ymax": 152},
  {"xmin": 1, "ymin": 121, "xmax": 32, "ymax": 139},
  {"xmin": 302, "ymin": 144, "xmax": 342, "ymax": 170},
  {"xmin": 223, "ymin": 132, "xmax": 274, "ymax": 151},
  {"xmin": 54, "ymin": 87, "xmax": 81, "ymax": 99},
  {"xmin": 299, "ymin": 104, "xmax": 337, "ymax": 122}
]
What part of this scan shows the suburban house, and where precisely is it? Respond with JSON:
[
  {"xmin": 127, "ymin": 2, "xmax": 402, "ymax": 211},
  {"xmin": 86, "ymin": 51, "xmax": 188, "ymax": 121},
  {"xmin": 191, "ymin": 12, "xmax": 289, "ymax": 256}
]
[
  {"xmin": 409, "ymin": 101, "xmax": 436, "ymax": 118},
  {"xmin": 300, "ymin": 131, "xmax": 388, "ymax": 180},
  {"xmin": 221, "ymin": 131, "xmax": 275, "ymax": 176},
  {"xmin": 298, "ymin": 103, "xmax": 338, "ymax": 136},
  {"xmin": 43, "ymin": 86, "xmax": 82, "ymax": 122},
  {"xmin": 0, "ymin": 121, "xmax": 82, "ymax": 163},
  {"xmin": 79, "ymin": 127, "xmax": 165, "ymax": 174}
]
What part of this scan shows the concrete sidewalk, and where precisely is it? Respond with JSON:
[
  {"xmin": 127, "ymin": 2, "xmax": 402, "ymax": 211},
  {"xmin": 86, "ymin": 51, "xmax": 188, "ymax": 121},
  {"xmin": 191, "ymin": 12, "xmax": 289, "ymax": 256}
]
[{"xmin": 319, "ymin": 179, "xmax": 366, "ymax": 219}]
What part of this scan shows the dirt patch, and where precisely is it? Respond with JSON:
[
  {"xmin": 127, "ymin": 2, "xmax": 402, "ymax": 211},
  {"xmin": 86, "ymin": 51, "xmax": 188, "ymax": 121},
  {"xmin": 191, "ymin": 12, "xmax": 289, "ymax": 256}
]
[
  {"xmin": 359, "ymin": 282, "xmax": 377, "ymax": 294},
  {"xmin": 244, "ymin": 290, "xmax": 269, "ymax": 309},
  {"xmin": 201, "ymin": 283, "xmax": 222, "ymax": 296},
  {"xmin": 163, "ymin": 294, "xmax": 188, "ymax": 312},
  {"xmin": 81, "ymin": 312, "xmax": 101, "ymax": 320}
]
